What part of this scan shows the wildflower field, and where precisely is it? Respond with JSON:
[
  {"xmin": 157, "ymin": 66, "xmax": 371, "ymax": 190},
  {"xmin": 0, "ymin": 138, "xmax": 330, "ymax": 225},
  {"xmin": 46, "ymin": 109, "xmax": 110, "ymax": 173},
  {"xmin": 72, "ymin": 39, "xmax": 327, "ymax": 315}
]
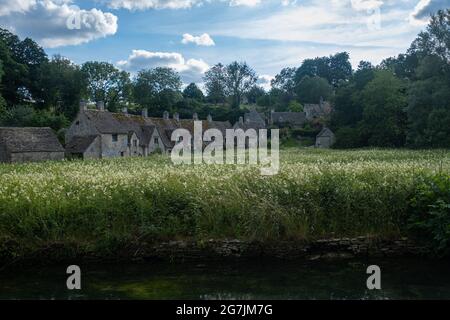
[{"xmin": 0, "ymin": 148, "xmax": 449, "ymax": 263}]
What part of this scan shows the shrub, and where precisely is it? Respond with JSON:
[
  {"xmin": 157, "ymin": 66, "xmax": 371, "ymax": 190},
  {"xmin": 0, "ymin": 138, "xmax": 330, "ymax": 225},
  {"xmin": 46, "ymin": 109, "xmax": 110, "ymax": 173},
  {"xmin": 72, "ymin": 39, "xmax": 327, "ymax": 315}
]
[{"xmin": 408, "ymin": 174, "xmax": 450, "ymax": 255}]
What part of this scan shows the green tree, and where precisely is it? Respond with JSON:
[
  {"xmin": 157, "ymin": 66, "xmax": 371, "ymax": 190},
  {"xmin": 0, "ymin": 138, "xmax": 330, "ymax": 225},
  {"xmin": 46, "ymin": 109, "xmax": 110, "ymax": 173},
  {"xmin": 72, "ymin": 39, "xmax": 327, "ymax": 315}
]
[
  {"xmin": 81, "ymin": 61, "xmax": 129, "ymax": 110},
  {"xmin": 360, "ymin": 70, "xmax": 408, "ymax": 147},
  {"xmin": 295, "ymin": 52, "xmax": 352, "ymax": 87},
  {"xmin": 288, "ymin": 100, "xmax": 303, "ymax": 112},
  {"xmin": 224, "ymin": 61, "xmax": 257, "ymax": 108},
  {"xmin": 40, "ymin": 55, "xmax": 85, "ymax": 119},
  {"xmin": 203, "ymin": 63, "xmax": 226, "ymax": 104},
  {"xmin": 246, "ymin": 85, "xmax": 265, "ymax": 104},
  {"xmin": 133, "ymin": 67, "xmax": 182, "ymax": 114},
  {"xmin": 406, "ymin": 10, "xmax": 450, "ymax": 148},
  {"xmin": 296, "ymin": 76, "xmax": 333, "ymax": 104},
  {"xmin": 183, "ymin": 83, "xmax": 204, "ymax": 101}
]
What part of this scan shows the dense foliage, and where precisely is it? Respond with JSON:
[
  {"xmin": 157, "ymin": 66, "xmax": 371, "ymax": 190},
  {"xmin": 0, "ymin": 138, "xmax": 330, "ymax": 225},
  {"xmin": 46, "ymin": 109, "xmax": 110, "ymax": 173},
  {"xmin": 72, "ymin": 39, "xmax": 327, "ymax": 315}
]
[
  {"xmin": 0, "ymin": 149, "xmax": 448, "ymax": 262},
  {"xmin": 0, "ymin": 10, "xmax": 449, "ymax": 148}
]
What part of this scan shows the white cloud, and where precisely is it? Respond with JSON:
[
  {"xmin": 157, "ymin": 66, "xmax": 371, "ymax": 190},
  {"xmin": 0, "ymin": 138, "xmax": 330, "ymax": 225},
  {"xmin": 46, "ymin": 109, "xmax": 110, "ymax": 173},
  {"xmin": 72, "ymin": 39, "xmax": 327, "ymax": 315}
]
[
  {"xmin": 409, "ymin": 0, "xmax": 448, "ymax": 26},
  {"xmin": 0, "ymin": 0, "xmax": 36, "ymax": 16},
  {"xmin": 181, "ymin": 33, "xmax": 215, "ymax": 46},
  {"xmin": 257, "ymin": 74, "xmax": 274, "ymax": 91},
  {"xmin": 210, "ymin": 0, "xmax": 422, "ymax": 49},
  {"xmin": 0, "ymin": 0, "xmax": 118, "ymax": 47},
  {"xmin": 107, "ymin": 0, "xmax": 200, "ymax": 10},
  {"xmin": 350, "ymin": 0, "xmax": 384, "ymax": 11},
  {"xmin": 229, "ymin": 0, "xmax": 261, "ymax": 6},
  {"xmin": 117, "ymin": 49, "xmax": 210, "ymax": 83},
  {"xmin": 106, "ymin": 0, "xmax": 271, "ymax": 10}
]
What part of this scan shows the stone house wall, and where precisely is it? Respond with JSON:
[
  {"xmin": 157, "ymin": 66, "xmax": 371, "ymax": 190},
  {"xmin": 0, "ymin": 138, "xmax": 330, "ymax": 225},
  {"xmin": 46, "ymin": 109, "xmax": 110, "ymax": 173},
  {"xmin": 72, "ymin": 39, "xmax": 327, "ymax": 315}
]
[
  {"xmin": 101, "ymin": 133, "xmax": 128, "ymax": 158},
  {"xmin": 83, "ymin": 136, "xmax": 101, "ymax": 159}
]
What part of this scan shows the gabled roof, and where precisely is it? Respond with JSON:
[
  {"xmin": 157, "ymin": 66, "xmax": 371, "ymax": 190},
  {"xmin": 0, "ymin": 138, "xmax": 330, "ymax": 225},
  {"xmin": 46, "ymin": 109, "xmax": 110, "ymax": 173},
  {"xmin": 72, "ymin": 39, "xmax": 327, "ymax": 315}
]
[
  {"xmin": 233, "ymin": 121, "xmax": 266, "ymax": 131},
  {"xmin": 83, "ymin": 110, "xmax": 129, "ymax": 134},
  {"xmin": 65, "ymin": 135, "xmax": 98, "ymax": 153},
  {"xmin": 244, "ymin": 109, "xmax": 266, "ymax": 126},
  {"xmin": 271, "ymin": 112, "xmax": 306, "ymax": 125},
  {"xmin": 317, "ymin": 127, "xmax": 334, "ymax": 137},
  {"xmin": 0, "ymin": 127, "xmax": 64, "ymax": 153},
  {"xmin": 79, "ymin": 110, "xmax": 232, "ymax": 149}
]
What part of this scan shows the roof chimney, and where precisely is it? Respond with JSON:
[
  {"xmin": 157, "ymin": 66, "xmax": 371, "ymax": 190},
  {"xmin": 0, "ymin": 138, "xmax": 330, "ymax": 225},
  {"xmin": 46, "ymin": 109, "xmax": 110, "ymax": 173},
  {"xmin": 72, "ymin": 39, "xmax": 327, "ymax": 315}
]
[
  {"xmin": 79, "ymin": 100, "xmax": 87, "ymax": 112},
  {"xmin": 163, "ymin": 111, "xmax": 169, "ymax": 120},
  {"xmin": 239, "ymin": 116, "xmax": 244, "ymax": 125},
  {"xmin": 122, "ymin": 107, "xmax": 128, "ymax": 114},
  {"xmin": 193, "ymin": 113, "xmax": 198, "ymax": 121},
  {"xmin": 174, "ymin": 112, "xmax": 180, "ymax": 121},
  {"xmin": 96, "ymin": 101, "xmax": 105, "ymax": 111},
  {"xmin": 207, "ymin": 114, "xmax": 212, "ymax": 122},
  {"xmin": 142, "ymin": 108, "xmax": 148, "ymax": 118}
]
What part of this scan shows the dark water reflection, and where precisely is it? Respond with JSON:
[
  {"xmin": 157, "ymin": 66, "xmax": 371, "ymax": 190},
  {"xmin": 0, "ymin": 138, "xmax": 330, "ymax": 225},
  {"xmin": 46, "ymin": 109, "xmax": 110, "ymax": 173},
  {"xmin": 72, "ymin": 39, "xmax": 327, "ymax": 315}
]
[{"xmin": 1, "ymin": 258, "xmax": 450, "ymax": 300}]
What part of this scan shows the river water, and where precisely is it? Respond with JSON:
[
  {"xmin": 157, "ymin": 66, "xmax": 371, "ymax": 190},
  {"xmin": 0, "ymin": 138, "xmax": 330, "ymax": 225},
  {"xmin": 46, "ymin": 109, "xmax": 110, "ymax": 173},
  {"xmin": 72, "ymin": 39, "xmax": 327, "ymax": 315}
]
[{"xmin": 1, "ymin": 258, "xmax": 450, "ymax": 299}]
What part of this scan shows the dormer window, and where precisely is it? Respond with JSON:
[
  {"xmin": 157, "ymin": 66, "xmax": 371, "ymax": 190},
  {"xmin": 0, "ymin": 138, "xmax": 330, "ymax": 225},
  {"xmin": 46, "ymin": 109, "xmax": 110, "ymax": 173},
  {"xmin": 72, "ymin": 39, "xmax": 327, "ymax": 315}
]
[
  {"xmin": 154, "ymin": 137, "xmax": 159, "ymax": 144},
  {"xmin": 112, "ymin": 134, "xmax": 118, "ymax": 142}
]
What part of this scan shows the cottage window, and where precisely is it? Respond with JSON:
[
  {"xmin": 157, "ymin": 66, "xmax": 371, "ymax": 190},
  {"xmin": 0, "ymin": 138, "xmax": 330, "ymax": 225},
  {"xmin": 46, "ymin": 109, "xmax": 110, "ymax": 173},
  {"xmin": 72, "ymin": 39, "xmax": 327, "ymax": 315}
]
[
  {"xmin": 154, "ymin": 137, "xmax": 159, "ymax": 144},
  {"xmin": 112, "ymin": 134, "xmax": 118, "ymax": 142},
  {"xmin": 133, "ymin": 140, "xmax": 137, "ymax": 147},
  {"xmin": 75, "ymin": 121, "xmax": 80, "ymax": 125},
  {"xmin": 120, "ymin": 152, "xmax": 124, "ymax": 157}
]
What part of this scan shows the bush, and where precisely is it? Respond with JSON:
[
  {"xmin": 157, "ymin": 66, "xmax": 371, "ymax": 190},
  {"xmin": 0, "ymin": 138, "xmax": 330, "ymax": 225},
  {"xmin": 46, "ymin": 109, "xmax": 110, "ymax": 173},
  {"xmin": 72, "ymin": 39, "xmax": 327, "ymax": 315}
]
[{"xmin": 408, "ymin": 174, "xmax": 450, "ymax": 255}]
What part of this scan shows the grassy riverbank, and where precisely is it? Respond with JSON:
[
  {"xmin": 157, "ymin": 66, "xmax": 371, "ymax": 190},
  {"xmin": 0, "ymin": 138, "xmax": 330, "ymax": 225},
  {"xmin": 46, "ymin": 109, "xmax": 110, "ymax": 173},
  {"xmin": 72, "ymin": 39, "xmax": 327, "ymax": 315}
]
[{"xmin": 0, "ymin": 149, "xmax": 449, "ymax": 264}]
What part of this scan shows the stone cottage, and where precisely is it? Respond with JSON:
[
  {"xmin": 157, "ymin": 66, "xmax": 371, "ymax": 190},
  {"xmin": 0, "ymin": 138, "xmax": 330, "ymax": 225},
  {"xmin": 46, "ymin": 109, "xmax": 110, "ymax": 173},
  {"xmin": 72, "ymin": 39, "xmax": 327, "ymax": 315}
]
[
  {"xmin": 315, "ymin": 127, "xmax": 335, "ymax": 148},
  {"xmin": 304, "ymin": 98, "xmax": 333, "ymax": 121},
  {"xmin": 269, "ymin": 111, "xmax": 306, "ymax": 128},
  {"xmin": 0, "ymin": 127, "xmax": 64, "ymax": 163},
  {"xmin": 65, "ymin": 101, "xmax": 232, "ymax": 159}
]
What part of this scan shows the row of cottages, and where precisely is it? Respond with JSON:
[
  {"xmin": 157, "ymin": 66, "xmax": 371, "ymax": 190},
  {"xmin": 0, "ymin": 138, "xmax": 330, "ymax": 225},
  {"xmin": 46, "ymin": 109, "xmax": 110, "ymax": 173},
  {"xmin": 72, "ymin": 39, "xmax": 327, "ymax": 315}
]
[
  {"xmin": 241, "ymin": 106, "xmax": 335, "ymax": 148},
  {"xmin": 0, "ymin": 127, "xmax": 65, "ymax": 163},
  {"xmin": 240, "ymin": 98, "xmax": 332, "ymax": 131},
  {"xmin": 65, "ymin": 101, "xmax": 232, "ymax": 159}
]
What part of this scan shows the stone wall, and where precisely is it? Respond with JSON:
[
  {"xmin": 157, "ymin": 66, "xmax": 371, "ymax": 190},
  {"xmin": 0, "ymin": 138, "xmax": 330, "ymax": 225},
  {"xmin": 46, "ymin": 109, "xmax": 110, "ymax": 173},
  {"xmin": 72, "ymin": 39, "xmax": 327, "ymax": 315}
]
[
  {"xmin": 140, "ymin": 237, "xmax": 429, "ymax": 262},
  {"xmin": 100, "ymin": 133, "xmax": 128, "ymax": 158}
]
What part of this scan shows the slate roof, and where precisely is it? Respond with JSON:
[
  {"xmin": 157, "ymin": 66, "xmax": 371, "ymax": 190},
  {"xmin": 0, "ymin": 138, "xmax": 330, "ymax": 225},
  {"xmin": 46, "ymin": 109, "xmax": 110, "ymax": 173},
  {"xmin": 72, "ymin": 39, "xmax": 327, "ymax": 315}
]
[
  {"xmin": 0, "ymin": 127, "xmax": 64, "ymax": 153},
  {"xmin": 317, "ymin": 127, "xmax": 334, "ymax": 137},
  {"xmin": 271, "ymin": 112, "xmax": 306, "ymax": 126},
  {"xmin": 244, "ymin": 110, "xmax": 266, "ymax": 127},
  {"xmin": 80, "ymin": 110, "xmax": 232, "ymax": 149},
  {"xmin": 65, "ymin": 135, "xmax": 97, "ymax": 153},
  {"xmin": 83, "ymin": 110, "xmax": 129, "ymax": 134}
]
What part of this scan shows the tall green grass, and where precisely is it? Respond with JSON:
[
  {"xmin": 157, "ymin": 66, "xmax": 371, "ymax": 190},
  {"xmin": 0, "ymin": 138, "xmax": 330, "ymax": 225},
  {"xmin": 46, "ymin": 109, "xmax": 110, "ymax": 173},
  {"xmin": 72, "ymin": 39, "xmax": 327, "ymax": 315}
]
[{"xmin": 0, "ymin": 148, "xmax": 448, "ymax": 261}]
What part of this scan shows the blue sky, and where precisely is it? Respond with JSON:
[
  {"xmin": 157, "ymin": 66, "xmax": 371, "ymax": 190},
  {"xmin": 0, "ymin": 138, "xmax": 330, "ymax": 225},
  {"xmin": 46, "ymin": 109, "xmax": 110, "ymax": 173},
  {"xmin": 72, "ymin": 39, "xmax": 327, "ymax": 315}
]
[{"xmin": 0, "ymin": 0, "xmax": 448, "ymax": 87}]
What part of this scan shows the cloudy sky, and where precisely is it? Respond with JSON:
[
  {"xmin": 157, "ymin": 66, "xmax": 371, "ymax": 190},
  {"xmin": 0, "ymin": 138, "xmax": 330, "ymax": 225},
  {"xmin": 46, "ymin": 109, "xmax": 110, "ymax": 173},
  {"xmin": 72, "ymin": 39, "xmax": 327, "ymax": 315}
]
[{"xmin": 0, "ymin": 0, "xmax": 448, "ymax": 87}]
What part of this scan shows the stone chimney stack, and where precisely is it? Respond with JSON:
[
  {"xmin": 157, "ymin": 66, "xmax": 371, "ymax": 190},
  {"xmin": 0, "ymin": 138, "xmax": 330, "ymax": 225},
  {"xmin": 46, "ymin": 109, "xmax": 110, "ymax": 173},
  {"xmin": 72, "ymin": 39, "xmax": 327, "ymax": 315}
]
[
  {"xmin": 163, "ymin": 111, "xmax": 169, "ymax": 120},
  {"xmin": 193, "ymin": 113, "xmax": 198, "ymax": 121},
  {"xmin": 79, "ymin": 100, "xmax": 87, "ymax": 112},
  {"xmin": 174, "ymin": 113, "xmax": 180, "ymax": 121},
  {"xmin": 142, "ymin": 108, "xmax": 148, "ymax": 118},
  {"xmin": 239, "ymin": 116, "xmax": 244, "ymax": 125},
  {"xmin": 96, "ymin": 101, "xmax": 105, "ymax": 111},
  {"xmin": 207, "ymin": 114, "xmax": 212, "ymax": 122}
]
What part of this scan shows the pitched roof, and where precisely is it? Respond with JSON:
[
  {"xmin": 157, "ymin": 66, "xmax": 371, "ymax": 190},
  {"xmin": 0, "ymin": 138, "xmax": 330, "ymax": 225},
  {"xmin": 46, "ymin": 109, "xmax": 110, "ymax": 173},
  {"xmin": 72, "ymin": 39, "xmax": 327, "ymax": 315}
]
[
  {"xmin": 233, "ymin": 121, "xmax": 266, "ymax": 131},
  {"xmin": 271, "ymin": 112, "xmax": 306, "ymax": 125},
  {"xmin": 317, "ymin": 127, "xmax": 334, "ymax": 137},
  {"xmin": 80, "ymin": 110, "xmax": 232, "ymax": 149},
  {"xmin": 65, "ymin": 135, "xmax": 98, "ymax": 153},
  {"xmin": 83, "ymin": 110, "xmax": 129, "ymax": 134},
  {"xmin": 244, "ymin": 110, "xmax": 266, "ymax": 127},
  {"xmin": 0, "ymin": 127, "xmax": 64, "ymax": 153}
]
